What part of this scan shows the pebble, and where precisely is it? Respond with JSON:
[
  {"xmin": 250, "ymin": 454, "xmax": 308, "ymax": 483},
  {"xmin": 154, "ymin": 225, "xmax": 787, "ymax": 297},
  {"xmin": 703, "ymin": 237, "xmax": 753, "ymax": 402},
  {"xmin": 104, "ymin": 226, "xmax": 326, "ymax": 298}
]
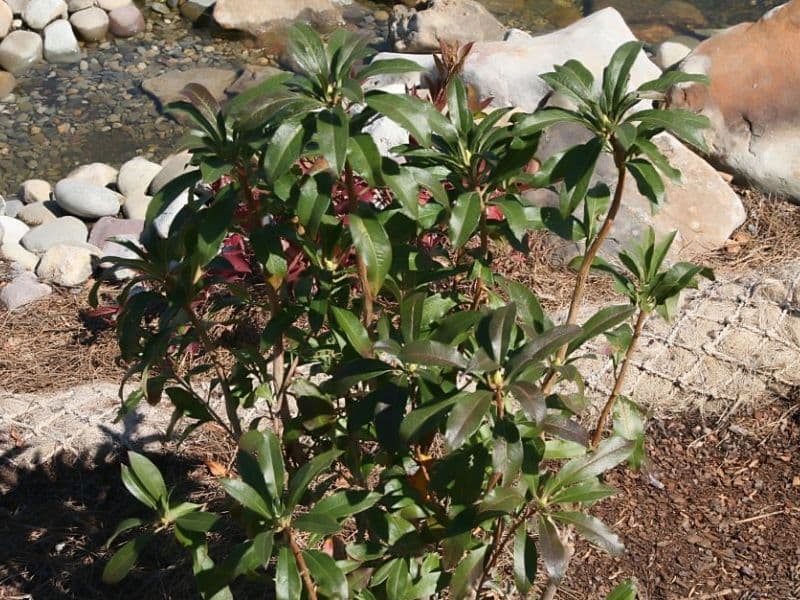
[
  {"xmin": 20, "ymin": 179, "xmax": 52, "ymax": 204},
  {"xmin": 108, "ymin": 4, "xmax": 144, "ymax": 37},
  {"xmin": 22, "ymin": 0, "xmax": 67, "ymax": 30},
  {"xmin": 16, "ymin": 201, "xmax": 60, "ymax": 225},
  {"xmin": 0, "ymin": 30, "xmax": 43, "ymax": 74},
  {"xmin": 65, "ymin": 162, "xmax": 118, "ymax": 187},
  {"xmin": 53, "ymin": 178, "xmax": 123, "ymax": 218},
  {"xmin": 1, "ymin": 241, "xmax": 40, "ymax": 270},
  {"xmin": 0, "ymin": 271, "xmax": 52, "ymax": 310},
  {"xmin": 70, "ymin": 6, "xmax": 109, "ymax": 41},
  {"xmin": 43, "ymin": 18, "xmax": 82, "ymax": 64},
  {"xmin": 36, "ymin": 242, "xmax": 94, "ymax": 286},
  {"xmin": 0, "ymin": 215, "xmax": 30, "ymax": 244},
  {"xmin": 21, "ymin": 215, "xmax": 88, "ymax": 253}
]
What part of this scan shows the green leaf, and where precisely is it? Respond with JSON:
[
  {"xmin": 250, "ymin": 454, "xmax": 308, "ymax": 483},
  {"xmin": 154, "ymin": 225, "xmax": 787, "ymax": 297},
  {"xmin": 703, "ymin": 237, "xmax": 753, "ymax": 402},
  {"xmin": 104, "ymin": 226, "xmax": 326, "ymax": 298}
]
[
  {"xmin": 316, "ymin": 106, "xmax": 349, "ymax": 176},
  {"xmin": 553, "ymin": 511, "xmax": 625, "ymax": 554},
  {"xmin": 447, "ymin": 77, "xmax": 472, "ymax": 136},
  {"xmin": 221, "ymin": 478, "xmax": 273, "ymax": 519},
  {"xmin": 498, "ymin": 277, "xmax": 550, "ymax": 333},
  {"xmin": 568, "ymin": 305, "xmax": 635, "ymax": 355},
  {"xmin": 293, "ymin": 512, "xmax": 341, "ymax": 535},
  {"xmin": 365, "ymin": 91, "xmax": 456, "ymax": 147},
  {"xmin": 627, "ymin": 158, "xmax": 665, "ymax": 205},
  {"xmin": 512, "ymin": 107, "xmax": 587, "ymax": 136},
  {"xmin": 554, "ymin": 436, "xmax": 632, "ymax": 489},
  {"xmin": 239, "ymin": 430, "xmax": 286, "ymax": 505},
  {"xmin": 606, "ymin": 579, "xmax": 639, "ymax": 600},
  {"xmin": 400, "ymin": 291, "xmax": 426, "ymax": 342},
  {"xmin": 121, "ymin": 464, "xmax": 157, "ymax": 510},
  {"xmin": 549, "ymin": 480, "xmax": 618, "ymax": 505},
  {"xmin": 286, "ymin": 448, "xmax": 343, "ymax": 510},
  {"xmin": 306, "ymin": 490, "xmax": 382, "ymax": 521},
  {"xmin": 486, "ymin": 303, "xmax": 516, "ymax": 363},
  {"xmin": 445, "ymin": 390, "xmax": 492, "ymax": 450},
  {"xmin": 264, "ymin": 121, "xmax": 305, "ymax": 181},
  {"xmin": 509, "ymin": 381, "xmax": 546, "ymax": 424},
  {"xmin": 358, "ymin": 58, "xmax": 426, "ymax": 81},
  {"xmin": 628, "ymin": 108, "xmax": 710, "ymax": 152},
  {"xmin": 349, "ymin": 213, "xmax": 392, "ymax": 297},
  {"xmin": 448, "ymin": 191, "xmax": 481, "ymax": 249},
  {"xmin": 538, "ymin": 516, "xmax": 569, "ymax": 582},
  {"xmin": 399, "ymin": 339, "xmax": 468, "ymax": 370},
  {"xmin": 513, "ymin": 523, "xmax": 537, "ymax": 596},
  {"xmin": 176, "ymin": 511, "xmax": 219, "ymax": 533},
  {"xmin": 287, "ymin": 22, "xmax": 328, "ymax": 78},
  {"xmin": 385, "ymin": 558, "xmax": 411, "ymax": 600},
  {"xmin": 276, "ymin": 546, "xmax": 302, "ymax": 600},
  {"xmin": 602, "ymin": 41, "xmax": 643, "ymax": 110},
  {"xmin": 104, "ymin": 518, "xmax": 146, "ymax": 549},
  {"xmin": 492, "ymin": 420, "xmax": 523, "ymax": 483},
  {"xmin": 127, "ymin": 452, "xmax": 167, "ymax": 505},
  {"xmin": 102, "ymin": 534, "xmax": 152, "ymax": 584},
  {"xmin": 400, "ymin": 396, "xmax": 460, "ymax": 443},
  {"xmin": 331, "ymin": 306, "xmax": 372, "ymax": 358},
  {"xmin": 450, "ymin": 545, "xmax": 488, "ymax": 600},
  {"xmin": 638, "ymin": 71, "xmax": 708, "ymax": 93},
  {"xmin": 478, "ymin": 486, "xmax": 525, "ymax": 515},
  {"xmin": 303, "ymin": 549, "xmax": 348, "ymax": 600},
  {"xmin": 508, "ymin": 325, "xmax": 583, "ymax": 374}
]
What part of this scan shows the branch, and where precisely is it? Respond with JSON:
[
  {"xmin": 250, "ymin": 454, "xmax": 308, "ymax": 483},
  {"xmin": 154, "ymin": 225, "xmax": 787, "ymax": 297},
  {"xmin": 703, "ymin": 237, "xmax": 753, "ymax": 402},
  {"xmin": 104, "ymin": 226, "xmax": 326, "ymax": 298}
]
[{"xmin": 286, "ymin": 529, "xmax": 318, "ymax": 600}]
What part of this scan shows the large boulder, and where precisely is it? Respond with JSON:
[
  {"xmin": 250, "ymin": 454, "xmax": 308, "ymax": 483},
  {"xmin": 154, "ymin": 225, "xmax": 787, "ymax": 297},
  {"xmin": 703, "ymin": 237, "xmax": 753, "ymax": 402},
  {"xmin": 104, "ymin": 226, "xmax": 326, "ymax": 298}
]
[
  {"xmin": 389, "ymin": 0, "xmax": 506, "ymax": 53},
  {"xmin": 668, "ymin": 1, "xmax": 800, "ymax": 202},
  {"xmin": 142, "ymin": 67, "xmax": 237, "ymax": 108},
  {"xmin": 0, "ymin": 30, "xmax": 43, "ymax": 74},
  {"xmin": 212, "ymin": 0, "xmax": 340, "ymax": 36}
]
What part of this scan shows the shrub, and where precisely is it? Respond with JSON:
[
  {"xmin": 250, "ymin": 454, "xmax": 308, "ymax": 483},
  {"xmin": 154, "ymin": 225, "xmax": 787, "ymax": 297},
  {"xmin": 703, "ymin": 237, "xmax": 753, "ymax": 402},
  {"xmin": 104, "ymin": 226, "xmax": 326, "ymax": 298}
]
[{"xmin": 94, "ymin": 25, "xmax": 711, "ymax": 599}]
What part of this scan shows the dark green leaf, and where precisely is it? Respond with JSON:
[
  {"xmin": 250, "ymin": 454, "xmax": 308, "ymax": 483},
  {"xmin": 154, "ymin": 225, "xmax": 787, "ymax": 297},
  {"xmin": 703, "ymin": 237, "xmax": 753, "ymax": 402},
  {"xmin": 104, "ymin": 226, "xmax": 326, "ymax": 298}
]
[
  {"xmin": 104, "ymin": 518, "xmax": 146, "ymax": 549},
  {"xmin": 555, "ymin": 436, "xmax": 632, "ymax": 489},
  {"xmin": 365, "ymin": 91, "xmax": 456, "ymax": 147},
  {"xmin": 286, "ymin": 448, "xmax": 343, "ymax": 510},
  {"xmin": 102, "ymin": 534, "xmax": 152, "ymax": 584},
  {"xmin": 568, "ymin": 305, "xmax": 635, "ymax": 354},
  {"xmin": 445, "ymin": 390, "xmax": 492, "ymax": 450},
  {"xmin": 176, "ymin": 511, "xmax": 219, "ymax": 533},
  {"xmin": 276, "ymin": 546, "xmax": 302, "ymax": 600},
  {"xmin": 478, "ymin": 486, "xmax": 525, "ymax": 515},
  {"xmin": 513, "ymin": 523, "xmax": 537, "ymax": 596},
  {"xmin": 553, "ymin": 511, "xmax": 624, "ymax": 554},
  {"xmin": 637, "ymin": 71, "xmax": 708, "ymax": 93},
  {"xmin": 450, "ymin": 545, "xmax": 488, "ymax": 600},
  {"xmin": 602, "ymin": 41, "xmax": 643, "ymax": 109},
  {"xmin": 628, "ymin": 108, "xmax": 710, "ymax": 152},
  {"xmin": 627, "ymin": 158, "xmax": 665, "ymax": 205},
  {"xmin": 538, "ymin": 516, "xmax": 569, "ymax": 582},
  {"xmin": 349, "ymin": 213, "xmax": 392, "ymax": 296},
  {"xmin": 331, "ymin": 306, "xmax": 372, "ymax": 358},
  {"xmin": 400, "ymin": 396, "xmax": 460, "ymax": 443},
  {"xmin": 238, "ymin": 430, "xmax": 286, "ymax": 504},
  {"xmin": 121, "ymin": 464, "xmax": 157, "ymax": 510},
  {"xmin": 316, "ymin": 106, "xmax": 349, "ymax": 176},
  {"xmin": 399, "ymin": 339, "xmax": 468, "ymax": 369},
  {"xmin": 358, "ymin": 58, "xmax": 426, "ymax": 81},
  {"xmin": 549, "ymin": 480, "xmax": 618, "ymax": 505},
  {"xmin": 127, "ymin": 452, "xmax": 167, "ymax": 504},
  {"xmin": 220, "ymin": 478, "xmax": 273, "ymax": 519},
  {"xmin": 493, "ymin": 419, "xmax": 523, "ymax": 483},
  {"xmin": 264, "ymin": 121, "xmax": 305, "ymax": 181},
  {"xmin": 303, "ymin": 549, "xmax": 348, "ymax": 600},
  {"xmin": 448, "ymin": 191, "xmax": 481, "ymax": 248},
  {"xmin": 509, "ymin": 381, "xmax": 546, "ymax": 424}
]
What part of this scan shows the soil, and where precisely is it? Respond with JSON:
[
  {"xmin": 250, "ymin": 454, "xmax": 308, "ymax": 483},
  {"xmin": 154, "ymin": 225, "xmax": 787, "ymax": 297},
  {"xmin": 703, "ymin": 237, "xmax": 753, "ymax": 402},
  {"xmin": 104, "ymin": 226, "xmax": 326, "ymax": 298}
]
[{"xmin": 1, "ymin": 397, "xmax": 797, "ymax": 599}]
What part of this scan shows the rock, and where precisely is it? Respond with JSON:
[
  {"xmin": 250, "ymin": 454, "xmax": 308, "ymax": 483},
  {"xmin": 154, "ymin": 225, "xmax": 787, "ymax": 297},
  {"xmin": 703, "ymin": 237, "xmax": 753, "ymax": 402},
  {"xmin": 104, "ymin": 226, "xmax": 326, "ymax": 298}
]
[
  {"xmin": 4, "ymin": 199, "xmax": 24, "ymax": 218},
  {"xmin": 653, "ymin": 35, "xmax": 698, "ymax": 69},
  {"xmin": 0, "ymin": 0, "xmax": 12, "ymax": 38},
  {"xmin": 69, "ymin": 6, "xmax": 108, "ymax": 41},
  {"xmin": 1, "ymin": 241, "xmax": 38, "ymax": 270},
  {"xmin": 152, "ymin": 188, "xmax": 189, "ymax": 238},
  {"xmin": 0, "ymin": 30, "xmax": 43, "ymax": 74},
  {"xmin": 390, "ymin": 0, "xmax": 506, "ymax": 53},
  {"xmin": 21, "ymin": 216, "xmax": 88, "ymax": 253},
  {"xmin": 5, "ymin": 0, "xmax": 25, "ymax": 16},
  {"xmin": 87, "ymin": 215, "xmax": 143, "ymax": 246},
  {"xmin": 20, "ymin": 178, "xmax": 51, "ymax": 203},
  {"xmin": 142, "ymin": 67, "xmax": 237, "ymax": 107},
  {"xmin": 54, "ymin": 178, "xmax": 123, "ymax": 219},
  {"xmin": 66, "ymin": 161, "xmax": 118, "ymax": 187},
  {"xmin": 16, "ymin": 201, "xmax": 60, "ymax": 225},
  {"xmin": 525, "ymin": 124, "xmax": 745, "ymax": 261},
  {"xmin": 96, "ymin": 0, "xmax": 128, "ymax": 9},
  {"xmin": 0, "ymin": 215, "xmax": 29, "ymax": 244},
  {"xmin": 225, "ymin": 64, "xmax": 284, "ymax": 96},
  {"xmin": 212, "ymin": 0, "xmax": 340, "ymax": 37},
  {"xmin": 107, "ymin": 3, "xmax": 143, "ymax": 37},
  {"xmin": 22, "ymin": 0, "xmax": 66, "ymax": 29},
  {"xmin": 461, "ymin": 9, "xmax": 661, "ymax": 112},
  {"xmin": 117, "ymin": 156, "xmax": 160, "ymax": 196},
  {"xmin": 669, "ymin": 1, "xmax": 800, "ymax": 201},
  {"xmin": 0, "ymin": 272, "xmax": 52, "ymax": 310},
  {"xmin": 43, "ymin": 18, "xmax": 80, "ymax": 63},
  {"xmin": 99, "ymin": 234, "xmax": 139, "ymax": 279},
  {"xmin": 591, "ymin": 0, "xmax": 707, "ymax": 43},
  {"xmin": 122, "ymin": 190, "xmax": 152, "ymax": 220},
  {"xmin": 0, "ymin": 70, "xmax": 15, "ymax": 98},
  {"xmin": 67, "ymin": 0, "xmax": 94, "ymax": 12},
  {"xmin": 149, "ymin": 150, "xmax": 193, "ymax": 194},
  {"xmin": 179, "ymin": 0, "xmax": 214, "ymax": 21},
  {"xmin": 35, "ymin": 243, "xmax": 93, "ymax": 286}
]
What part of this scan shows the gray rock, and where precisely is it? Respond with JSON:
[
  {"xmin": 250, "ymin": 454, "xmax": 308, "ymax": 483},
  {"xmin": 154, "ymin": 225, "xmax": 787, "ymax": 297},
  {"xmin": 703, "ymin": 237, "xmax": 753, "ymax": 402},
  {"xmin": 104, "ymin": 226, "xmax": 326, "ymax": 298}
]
[
  {"xmin": 1, "ymin": 241, "xmax": 39, "ymax": 270},
  {"xmin": 153, "ymin": 188, "xmax": 188, "ymax": 238},
  {"xmin": 67, "ymin": 0, "xmax": 94, "ymax": 12},
  {"xmin": 212, "ymin": 0, "xmax": 340, "ymax": 37},
  {"xmin": 142, "ymin": 67, "xmax": 237, "ymax": 107},
  {"xmin": 225, "ymin": 64, "xmax": 284, "ymax": 96},
  {"xmin": 4, "ymin": 199, "xmax": 24, "ymax": 218},
  {"xmin": 36, "ymin": 242, "xmax": 93, "ymax": 286},
  {"xmin": 0, "ymin": 0, "xmax": 12, "ymax": 38},
  {"xmin": 96, "ymin": 0, "xmax": 128, "ymax": 9},
  {"xmin": 0, "ymin": 271, "xmax": 52, "ymax": 310},
  {"xmin": 0, "ymin": 215, "xmax": 29, "ymax": 244},
  {"xmin": 22, "ymin": 0, "xmax": 66, "ymax": 30},
  {"xmin": 107, "ymin": 4, "xmax": 143, "ymax": 37},
  {"xmin": 390, "ymin": 0, "xmax": 506, "ymax": 53},
  {"xmin": 180, "ymin": 0, "xmax": 214, "ymax": 21},
  {"xmin": 16, "ymin": 201, "xmax": 60, "ymax": 226},
  {"xmin": 87, "ymin": 215, "xmax": 143, "ymax": 246},
  {"xmin": 54, "ymin": 178, "xmax": 123, "ymax": 218},
  {"xmin": 43, "ymin": 18, "xmax": 80, "ymax": 63},
  {"xmin": 0, "ymin": 30, "xmax": 43, "ymax": 74},
  {"xmin": 21, "ymin": 215, "xmax": 88, "ymax": 253},
  {"xmin": 66, "ymin": 161, "xmax": 118, "ymax": 187},
  {"xmin": 149, "ymin": 150, "xmax": 193, "ymax": 194},
  {"xmin": 20, "ymin": 179, "xmax": 51, "ymax": 203},
  {"xmin": 99, "ymin": 234, "xmax": 140, "ymax": 280},
  {"xmin": 69, "ymin": 6, "xmax": 107, "ymax": 41}
]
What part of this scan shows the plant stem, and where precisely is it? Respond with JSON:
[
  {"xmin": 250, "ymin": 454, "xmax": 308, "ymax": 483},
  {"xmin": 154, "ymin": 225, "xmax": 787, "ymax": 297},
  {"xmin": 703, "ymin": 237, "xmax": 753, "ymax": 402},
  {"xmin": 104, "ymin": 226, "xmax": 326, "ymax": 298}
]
[
  {"xmin": 264, "ymin": 282, "xmax": 289, "ymax": 425},
  {"xmin": 542, "ymin": 146, "xmax": 627, "ymax": 395},
  {"xmin": 286, "ymin": 529, "xmax": 317, "ymax": 600},
  {"xmin": 541, "ymin": 580, "xmax": 559, "ymax": 600},
  {"xmin": 167, "ymin": 358, "xmax": 235, "ymax": 439},
  {"xmin": 590, "ymin": 308, "xmax": 648, "ymax": 447},
  {"xmin": 344, "ymin": 163, "xmax": 374, "ymax": 326},
  {"xmin": 475, "ymin": 506, "xmax": 535, "ymax": 596}
]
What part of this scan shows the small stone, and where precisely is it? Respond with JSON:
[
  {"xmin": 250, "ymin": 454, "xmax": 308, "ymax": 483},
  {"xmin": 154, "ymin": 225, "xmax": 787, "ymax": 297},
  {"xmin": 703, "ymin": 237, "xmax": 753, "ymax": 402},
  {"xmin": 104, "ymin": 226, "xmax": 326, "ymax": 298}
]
[
  {"xmin": 0, "ymin": 30, "xmax": 43, "ymax": 74},
  {"xmin": 117, "ymin": 155, "xmax": 160, "ymax": 196},
  {"xmin": 0, "ymin": 0, "xmax": 12, "ymax": 38},
  {"xmin": 16, "ymin": 201, "xmax": 59, "ymax": 226},
  {"xmin": 108, "ymin": 4, "xmax": 143, "ymax": 37},
  {"xmin": 22, "ymin": 0, "xmax": 66, "ymax": 30},
  {"xmin": 65, "ymin": 161, "xmax": 117, "ymax": 187},
  {"xmin": 44, "ymin": 18, "xmax": 81, "ymax": 63},
  {"xmin": 54, "ymin": 178, "xmax": 123, "ymax": 218},
  {"xmin": 21, "ymin": 215, "xmax": 88, "ymax": 253},
  {"xmin": 36, "ymin": 242, "xmax": 93, "ymax": 286},
  {"xmin": 0, "ymin": 70, "xmax": 16, "ymax": 98},
  {"xmin": 20, "ymin": 180, "xmax": 51, "ymax": 204},
  {"xmin": 87, "ymin": 215, "xmax": 143, "ymax": 246},
  {"xmin": 373, "ymin": 9, "xmax": 388, "ymax": 21},
  {"xmin": 99, "ymin": 234, "xmax": 139, "ymax": 279},
  {"xmin": 0, "ymin": 271, "xmax": 52, "ymax": 310},
  {"xmin": 150, "ymin": 2, "xmax": 169, "ymax": 14},
  {"xmin": 150, "ymin": 150, "xmax": 193, "ymax": 193},
  {"xmin": 5, "ymin": 0, "xmax": 25, "ymax": 16},
  {"xmin": 69, "ymin": 6, "xmax": 107, "ymax": 41},
  {"xmin": 122, "ymin": 190, "xmax": 151, "ymax": 219},
  {"xmin": 96, "ymin": 0, "xmax": 128, "ymax": 9},
  {"xmin": 1, "ymin": 241, "xmax": 39, "ymax": 270},
  {"xmin": 0, "ymin": 214, "xmax": 30, "ymax": 244},
  {"xmin": 3, "ymin": 199, "xmax": 24, "ymax": 218},
  {"xmin": 67, "ymin": 0, "xmax": 95, "ymax": 12}
]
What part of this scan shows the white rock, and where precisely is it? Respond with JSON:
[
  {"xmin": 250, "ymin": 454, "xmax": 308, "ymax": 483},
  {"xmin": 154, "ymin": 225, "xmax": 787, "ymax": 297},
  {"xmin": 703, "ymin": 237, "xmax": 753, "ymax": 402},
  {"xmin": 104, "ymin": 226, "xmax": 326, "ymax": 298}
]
[
  {"xmin": 0, "ymin": 0, "xmax": 12, "ymax": 38},
  {"xmin": 4, "ymin": 198, "xmax": 24, "ymax": 218},
  {"xmin": 21, "ymin": 215, "xmax": 88, "ymax": 253},
  {"xmin": 149, "ymin": 150, "xmax": 193, "ymax": 194},
  {"xmin": 654, "ymin": 35, "xmax": 697, "ymax": 69},
  {"xmin": 365, "ymin": 52, "xmax": 436, "ymax": 90},
  {"xmin": 0, "ymin": 215, "xmax": 30, "ymax": 244},
  {"xmin": 43, "ymin": 18, "xmax": 80, "ymax": 63},
  {"xmin": 1, "ymin": 241, "xmax": 39, "ymax": 270},
  {"xmin": 69, "ymin": 6, "xmax": 107, "ymax": 41},
  {"xmin": 16, "ymin": 201, "xmax": 59, "ymax": 225},
  {"xmin": 36, "ymin": 243, "xmax": 93, "ymax": 286},
  {"xmin": 0, "ymin": 271, "xmax": 52, "ymax": 310},
  {"xmin": 5, "ymin": 0, "xmax": 25, "ymax": 16},
  {"xmin": 117, "ymin": 156, "xmax": 161, "ymax": 196},
  {"xmin": 54, "ymin": 178, "xmax": 123, "ymax": 219},
  {"xmin": 0, "ymin": 30, "xmax": 43, "ymax": 74},
  {"xmin": 107, "ymin": 4, "xmax": 143, "ymax": 37},
  {"xmin": 153, "ymin": 188, "xmax": 189, "ymax": 238},
  {"xmin": 20, "ymin": 178, "xmax": 51, "ymax": 203},
  {"xmin": 99, "ymin": 234, "xmax": 140, "ymax": 280},
  {"xmin": 122, "ymin": 190, "xmax": 152, "ymax": 220},
  {"xmin": 67, "ymin": 0, "xmax": 94, "ymax": 12},
  {"xmin": 66, "ymin": 161, "xmax": 118, "ymax": 187},
  {"xmin": 213, "ymin": 0, "xmax": 340, "ymax": 37},
  {"xmin": 22, "ymin": 0, "xmax": 66, "ymax": 30},
  {"xmin": 96, "ymin": 0, "xmax": 128, "ymax": 9}
]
